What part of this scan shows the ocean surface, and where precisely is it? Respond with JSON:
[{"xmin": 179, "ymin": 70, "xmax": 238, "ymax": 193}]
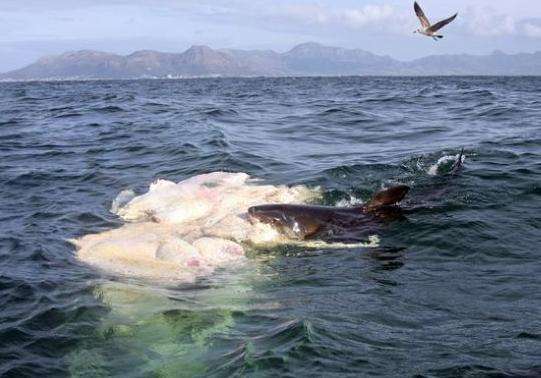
[{"xmin": 0, "ymin": 77, "xmax": 540, "ymax": 377}]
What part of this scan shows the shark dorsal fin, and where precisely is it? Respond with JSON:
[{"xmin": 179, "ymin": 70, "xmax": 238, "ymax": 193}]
[
  {"xmin": 366, "ymin": 185, "xmax": 410, "ymax": 210},
  {"xmin": 449, "ymin": 148, "xmax": 464, "ymax": 175}
]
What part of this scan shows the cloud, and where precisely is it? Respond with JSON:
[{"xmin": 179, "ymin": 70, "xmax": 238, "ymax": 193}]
[
  {"xmin": 466, "ymin": 6, "xmax": 516, "ymax": 36},
  {"xmin": 339, "ymin": 5, "xmax": 395, "ymax": 28},
  {"xmin": 462, "ymin": 6, "xmax": 541, "ymax": 39},
  {"xmin": 524, "ymin": 21, "xmax": 541, "ymax": 38},
  {"xmin": 281, "ymin": 4, "xmax": 330, "ymax": 24},
  {"xmin": 276, "ymin": 3, "xmax": 397, "ymax": 29}
]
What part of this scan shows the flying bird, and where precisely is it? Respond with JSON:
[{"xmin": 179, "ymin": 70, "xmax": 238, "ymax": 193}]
[{"xmin": 413, "ymin": 2, "xmax": 457, "ymax": 41}]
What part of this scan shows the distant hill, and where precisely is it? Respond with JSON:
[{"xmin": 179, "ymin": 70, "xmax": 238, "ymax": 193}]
[{"xmin": 1, "ymin": 42, "xmax": 541, "ymax": 81}]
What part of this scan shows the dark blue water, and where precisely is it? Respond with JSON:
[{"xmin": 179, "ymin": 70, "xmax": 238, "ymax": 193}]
[{"xmin": 1, "ymin": 77, "xmax": 540, "ymax": 377}]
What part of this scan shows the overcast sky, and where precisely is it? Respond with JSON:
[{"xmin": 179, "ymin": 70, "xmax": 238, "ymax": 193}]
[{"xmin": 1, "ymin": 0, "xmax": 541, "ymax": 72}]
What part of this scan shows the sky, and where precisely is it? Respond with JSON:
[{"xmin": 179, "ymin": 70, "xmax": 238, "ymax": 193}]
[{"xmin": 1, "ymin": 0, "xmax": 541, "ymax": 72}]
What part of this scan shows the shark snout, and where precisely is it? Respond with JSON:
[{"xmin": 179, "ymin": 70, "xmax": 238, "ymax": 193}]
[
  {"xmin": 247, "ymin": 206, "xmax": 259, "ymax": 224},
  {"xmin": 247, "ymin": 204, "xmax": 284, "ymax": 226}
]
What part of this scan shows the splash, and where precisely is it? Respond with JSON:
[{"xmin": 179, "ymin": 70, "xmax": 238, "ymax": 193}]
[
  {"xmin": 71, "ymin": 172, "xmax": 325, "ymax": 280},
  {"xmin": 289, "ymin": 235, "xmax": 380, "ymax": 250},
  {"xmin": 334, "ymin": 195, "xmax": 364, "ymax": 207},
  {"xmin": 110, "ymin": 189, "xmax": 136, "ymax": 214},
  {"xmin": 428, "ymin": 153, "xmax": 466, "ymax": 176}
]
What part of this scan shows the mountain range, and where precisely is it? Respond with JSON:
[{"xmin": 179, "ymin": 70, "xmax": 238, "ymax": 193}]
[{"xmin": 1, "ymin": 42, "xmax": 541, "ymax": 80}]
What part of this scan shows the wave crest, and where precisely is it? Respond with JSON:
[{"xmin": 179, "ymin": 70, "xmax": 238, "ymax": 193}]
[{"xmin": 428, "ymin": 153, "xmax": 465, "ymax": 176}]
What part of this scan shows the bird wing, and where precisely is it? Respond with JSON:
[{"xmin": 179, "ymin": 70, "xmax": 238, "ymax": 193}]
[
  {"xmin": 414, "ymin": 2, "xmax": 431, "ymax": 29},
  {"xmin": 428, "ymin": 13, "xmax": 458, "ymax": 32}
]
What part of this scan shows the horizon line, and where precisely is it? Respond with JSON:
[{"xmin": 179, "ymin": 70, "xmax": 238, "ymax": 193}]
[{"xmin": 3, "ymin": 74, "xmax": 541, "ymax": 84}]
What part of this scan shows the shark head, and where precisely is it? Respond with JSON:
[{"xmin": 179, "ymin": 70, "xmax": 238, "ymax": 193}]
[
  {"xmin": 248, "ymin": 204, "xmax": 290, "ymax": 228},
  {"xmin": 247, "ymin": 204, "xmax": 320, "ymax": 239}
]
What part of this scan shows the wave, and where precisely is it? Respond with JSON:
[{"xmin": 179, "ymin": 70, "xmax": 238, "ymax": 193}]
[{"xmin": 428, "ymin": 152, "xmax": 465, "ymax": 176}]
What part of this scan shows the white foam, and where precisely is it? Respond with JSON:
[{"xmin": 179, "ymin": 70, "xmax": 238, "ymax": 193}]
[
  {"xmin": 110, "ymin": 189, "xmax": 136, "ymax": 214},
  {"xmin": 335, "ymin": 195, "xmax": 364, "ymax": 207},
  {"xmin": 290, "ymin": 234, "xmax": 380, "ymax": 250},
  {"xmin": 428, "ymin": 153, "xmax": 466, "ymax": 176}
]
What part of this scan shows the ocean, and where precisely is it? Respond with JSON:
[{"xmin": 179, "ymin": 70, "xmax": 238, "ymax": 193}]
[{"xmin": 0, "ymin": 77, "xmax": 540, "ymax": 377}]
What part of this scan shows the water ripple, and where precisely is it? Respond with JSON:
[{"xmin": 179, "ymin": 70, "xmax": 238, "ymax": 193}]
[{"xmin": 0, "ymin": 77, "xmax": 540, "ymax": 376}]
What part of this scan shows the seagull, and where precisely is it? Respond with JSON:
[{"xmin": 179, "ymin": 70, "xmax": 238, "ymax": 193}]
[{"xmin": 413, "ymin": 2, "xmax": 457, "ymax": 41}]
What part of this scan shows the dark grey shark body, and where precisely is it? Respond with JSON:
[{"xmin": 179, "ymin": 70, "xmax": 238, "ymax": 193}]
[
  {"xmin": 248, "ymin": 185, "xmax": 409, "ymax": 240},
  {"xmin": 248, "ymin": 149, "xmax": 465, "ymax": 241}
]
